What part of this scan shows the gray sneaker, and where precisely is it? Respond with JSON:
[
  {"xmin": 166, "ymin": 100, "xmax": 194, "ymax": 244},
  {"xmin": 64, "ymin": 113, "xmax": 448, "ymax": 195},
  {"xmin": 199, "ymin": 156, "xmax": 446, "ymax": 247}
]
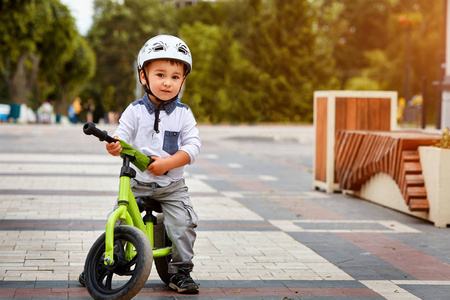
[{"xmin": 169, "ymin": 266, "xmax": 199, "ymax": 294}]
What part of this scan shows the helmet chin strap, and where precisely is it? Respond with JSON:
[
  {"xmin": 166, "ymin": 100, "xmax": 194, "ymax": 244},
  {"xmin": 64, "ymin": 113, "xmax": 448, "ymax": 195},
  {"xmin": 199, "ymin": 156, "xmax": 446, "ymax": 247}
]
[{"xmin": 141, "ymin": 69, "xmax": 186, "ymax": 133}]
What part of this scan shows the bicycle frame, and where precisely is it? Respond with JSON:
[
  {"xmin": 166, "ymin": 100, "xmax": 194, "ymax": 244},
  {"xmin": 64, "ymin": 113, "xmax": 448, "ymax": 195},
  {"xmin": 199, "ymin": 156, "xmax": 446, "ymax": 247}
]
[{"xmin": 103, "ymin": 155, "xmax": 171, "ymax": 266}]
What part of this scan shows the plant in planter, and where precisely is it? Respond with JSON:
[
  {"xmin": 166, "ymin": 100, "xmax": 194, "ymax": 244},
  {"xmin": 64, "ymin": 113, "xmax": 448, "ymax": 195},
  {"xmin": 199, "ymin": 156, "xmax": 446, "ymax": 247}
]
[{"xmin": 434, "ymin": 127, "xmax": 450, "ymax": 149}]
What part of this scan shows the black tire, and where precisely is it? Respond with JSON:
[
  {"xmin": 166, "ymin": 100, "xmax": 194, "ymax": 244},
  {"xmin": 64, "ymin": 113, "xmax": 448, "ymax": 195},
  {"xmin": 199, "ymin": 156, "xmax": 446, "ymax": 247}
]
[
  {"xmin": 84, "ymin": 225, "xmax": 153, "ymax": 300},
  {"xmin": 153, "ymin": 213, "xmax": 172, "ymax": 285}
]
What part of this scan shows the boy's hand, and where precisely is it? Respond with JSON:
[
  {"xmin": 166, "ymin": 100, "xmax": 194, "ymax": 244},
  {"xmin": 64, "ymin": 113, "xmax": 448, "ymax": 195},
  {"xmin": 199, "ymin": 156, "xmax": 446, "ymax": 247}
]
[
  {"xmin": 147, "ymin": 156, "xmax": 168, "ymax": 176},
  {"xmin": 106, "ymin": 135, "xmax": 122, "ymax": 156}
]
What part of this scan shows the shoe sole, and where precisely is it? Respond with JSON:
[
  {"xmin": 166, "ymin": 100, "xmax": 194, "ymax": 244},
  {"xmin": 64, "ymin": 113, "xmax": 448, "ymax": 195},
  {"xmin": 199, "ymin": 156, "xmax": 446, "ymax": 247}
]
[
  {"xmin": 78, "ymin": 277, "xmax": 86, "ymax": 287},
  {"xmin": 169, "ymin": 283, "xmax": 199, "ymax": 294}
]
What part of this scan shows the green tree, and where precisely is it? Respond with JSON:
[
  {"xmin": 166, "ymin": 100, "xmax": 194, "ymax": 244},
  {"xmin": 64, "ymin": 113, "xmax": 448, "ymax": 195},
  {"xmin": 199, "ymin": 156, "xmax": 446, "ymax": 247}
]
[
  {"xmin": 342, "ymin": 0, "xmax": 443, "ymax": 121},
  {"xmin": 180, "ymin": 21, "xmax": 262, "ymax": 123},
  {"xmin": 38, "ymin": 2, "xmax": 95, "ymax": 112},
  {"xmin": 178, "ymin": 1, "xmax": 261, "ymax": 123},
  {"xmin": 243, "ymin": 0, "xmax": 325, "ymax": 122},
  {"xmin": 52, "ymin": 35, "xmax": 96, "ymax": 113},
  {"xmin": 86, "ymin": 0, "xmax": 177, "ymax": 113},
  {"xmin": 314, "ymin": 0, "xmax": 394, "ymax": 88},
  {"xmin": 0, "ymin": 0, "xmax": 51, "ymax": 104},
  {"xmin": 0, "ymin": 0, "xmax": 95, "ymax": 113},
  {"xmin": 344, "ymin": 50, "xmax": 393, "ymax": 90},
  {"xmin": 180, "ymin": 0, "xmax": 332, "ymax": 123},
  {"xmin": 313, "ymin": 0, "xmax": 443, "ymax": 124},
  {"xmin": 388, "ymin": 0, "xmax": 444, "ymax": 101}
]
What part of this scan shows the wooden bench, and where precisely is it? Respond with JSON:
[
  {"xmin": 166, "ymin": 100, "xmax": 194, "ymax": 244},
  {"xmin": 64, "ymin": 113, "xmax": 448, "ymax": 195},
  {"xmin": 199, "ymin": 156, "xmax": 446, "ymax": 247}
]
[{"xmin": 334, "ymin": 130, "xmax": 441, "ymax": 212}]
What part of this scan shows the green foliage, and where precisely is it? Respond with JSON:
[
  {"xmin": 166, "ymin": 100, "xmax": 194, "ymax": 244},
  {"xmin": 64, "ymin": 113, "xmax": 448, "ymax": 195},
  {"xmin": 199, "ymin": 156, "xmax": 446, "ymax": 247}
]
[
  {"xmin": 245, "ymin": 0, "xmax": 321, "ymax": 122},
  {"xmin": 344, "ymin": 50, "xmax": 392, "ymax": 90},
  {"xmin": 179, "ymin": 0, "xmax": 329, "ymax": 123},
  {"xmin": 0, "ymin": 0, "xmax": 95, "ymax": 112},
  {"xmin": 101, "ymin": 85, "xmax": 117, "ymax": 112},
  {"xmin": 38, "ymin": 2, "xmax": 95, "ymax": 104},
  {"xmin": 0, "ymin": 1, "xmax": 50, "ymax": 64},
  {"xmin": 310, "ymin": 0, "xmax": 443, "ymax": 124},
  {"xmin": 179, "ymin": 22, "xmax": 221, "ymax": 122},
  {"xmin": 180, "ymin": 21, "xmax": 262, "ymax": 123},
  {"xmin": 0, "ymin": 0, "xmax": 51, "ymax": 104},
  {"xmin": 344, "ymin": 75, "xmax": 382, "ymax": 91},
  {"xmin": 85, "ymin": 0, "xmax": 177, "ymax": 110}
]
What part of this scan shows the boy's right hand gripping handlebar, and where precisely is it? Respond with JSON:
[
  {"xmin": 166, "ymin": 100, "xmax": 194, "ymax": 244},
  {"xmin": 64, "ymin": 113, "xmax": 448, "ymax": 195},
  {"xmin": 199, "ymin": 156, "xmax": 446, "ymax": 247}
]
[
  {"xmin": 83, "ymin": 122, "xmax": 117, "ymax": 143},
  {"xmin": 83, "ymin": 122, "xmax": 157, "ymax": 172}
]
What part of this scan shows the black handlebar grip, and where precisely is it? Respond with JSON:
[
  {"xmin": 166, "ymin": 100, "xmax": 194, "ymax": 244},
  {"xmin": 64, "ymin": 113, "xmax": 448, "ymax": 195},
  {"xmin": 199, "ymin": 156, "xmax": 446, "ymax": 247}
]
[{"xmin": 83, "ymin": 122, "xmax": 117, "ymax": 143}]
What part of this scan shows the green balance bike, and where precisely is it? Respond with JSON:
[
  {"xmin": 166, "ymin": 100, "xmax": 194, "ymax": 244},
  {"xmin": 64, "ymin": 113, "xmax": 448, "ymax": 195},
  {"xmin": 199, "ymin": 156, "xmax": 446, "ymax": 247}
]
[{"xmin": 82, "ymin": 122, "xmax": 172, "ymax": 300}]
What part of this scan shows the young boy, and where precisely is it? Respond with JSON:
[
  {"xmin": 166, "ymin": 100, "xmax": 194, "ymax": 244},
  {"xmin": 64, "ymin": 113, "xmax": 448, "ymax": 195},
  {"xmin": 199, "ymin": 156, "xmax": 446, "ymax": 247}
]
[{"xmin": 81, "ymin": 35, "xmax": 201, "ymax": 294}]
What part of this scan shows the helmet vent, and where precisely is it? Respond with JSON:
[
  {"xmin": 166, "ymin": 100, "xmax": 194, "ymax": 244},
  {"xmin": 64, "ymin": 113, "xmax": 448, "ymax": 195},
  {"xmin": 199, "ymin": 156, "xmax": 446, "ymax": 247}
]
[
  {"xmin": 177, "ymin": 44, "xmax": 190, "ymax": 56},
  {"xmin": 151, "ymin": 41, "xmax": 167, "ymax": 52}
]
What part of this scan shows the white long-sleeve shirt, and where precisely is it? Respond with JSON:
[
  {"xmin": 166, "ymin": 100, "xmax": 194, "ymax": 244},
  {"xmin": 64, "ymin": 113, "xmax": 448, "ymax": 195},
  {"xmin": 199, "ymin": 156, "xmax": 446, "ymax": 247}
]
[{"xmin": 114, "ymin": 94, "xmax": 201, "ymax": 186}]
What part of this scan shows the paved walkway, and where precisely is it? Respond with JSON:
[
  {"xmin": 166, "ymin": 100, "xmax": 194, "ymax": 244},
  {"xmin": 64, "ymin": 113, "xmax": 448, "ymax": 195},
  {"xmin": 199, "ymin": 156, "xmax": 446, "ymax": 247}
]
[{"xmin": 0, "ymin": 123, "xmax": 450, "ymax": 299}]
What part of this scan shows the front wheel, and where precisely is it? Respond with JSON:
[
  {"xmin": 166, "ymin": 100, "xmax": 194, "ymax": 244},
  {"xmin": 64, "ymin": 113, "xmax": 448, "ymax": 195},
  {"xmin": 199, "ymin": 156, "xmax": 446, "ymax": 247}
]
[{"xmin": 84, "ymin": 225, "xmax": 153, "ymax": 300}]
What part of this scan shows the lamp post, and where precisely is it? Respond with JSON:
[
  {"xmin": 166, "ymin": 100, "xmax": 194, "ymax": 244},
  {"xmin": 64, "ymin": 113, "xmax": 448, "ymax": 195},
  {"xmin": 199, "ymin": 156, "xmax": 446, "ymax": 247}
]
[
  {"xmin": 405, "ymin": 0, "xmax": 412, "ymax": 107},
  {"xmin": 441, "ymin": 0, "xmax": 450, "ymax": 129},
  {"xmin": 398, "ymin": 0, "xmax": 420, "ymax": 124}
]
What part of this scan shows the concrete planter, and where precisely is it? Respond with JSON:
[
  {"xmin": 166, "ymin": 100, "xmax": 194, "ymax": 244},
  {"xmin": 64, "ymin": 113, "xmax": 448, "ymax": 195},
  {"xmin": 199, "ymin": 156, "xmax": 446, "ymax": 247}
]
[{"xmin": 419, "ymin": 146, "xmax": 450, "ymax": 228}]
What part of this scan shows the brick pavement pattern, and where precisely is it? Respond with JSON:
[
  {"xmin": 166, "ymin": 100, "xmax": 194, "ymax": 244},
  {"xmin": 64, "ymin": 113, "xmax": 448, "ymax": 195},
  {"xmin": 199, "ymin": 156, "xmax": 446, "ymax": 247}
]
[{"xmin": 1, "ymin": 124, "xmax": 450, "ymax": 299}]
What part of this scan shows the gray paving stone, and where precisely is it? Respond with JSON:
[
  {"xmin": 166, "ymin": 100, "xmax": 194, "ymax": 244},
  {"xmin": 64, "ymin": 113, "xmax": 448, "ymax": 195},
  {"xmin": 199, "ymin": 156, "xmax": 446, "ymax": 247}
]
[
  {"xmin": 0, "ymin": 281, "xmax": 36, "ymax": 288},
  {"xmin": 289, "ymin": 232, "xmax": 414, "ymax": 281},
  {"xmin": 398, "ymin": 284, "xmax": 450, "ymax": 300}
]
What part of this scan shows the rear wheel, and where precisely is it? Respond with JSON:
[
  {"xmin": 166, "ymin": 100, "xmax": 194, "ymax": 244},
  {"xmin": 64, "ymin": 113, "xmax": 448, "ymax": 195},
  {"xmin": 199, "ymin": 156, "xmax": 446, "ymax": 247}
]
[
  {"xmin": 154, "ymin": 213, "xmax": 172, "ymax": 285},
  {"xmin": 84, "ymin": 225, "xmax": 153, "ymax": 300}
]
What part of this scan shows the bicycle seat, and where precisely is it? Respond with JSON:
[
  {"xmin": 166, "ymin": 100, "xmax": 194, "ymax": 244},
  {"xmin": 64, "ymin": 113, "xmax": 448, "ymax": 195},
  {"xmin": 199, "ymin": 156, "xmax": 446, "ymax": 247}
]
[{"xmin": 136, "ymin": 197, "xmax": 163, "ymax": 213}]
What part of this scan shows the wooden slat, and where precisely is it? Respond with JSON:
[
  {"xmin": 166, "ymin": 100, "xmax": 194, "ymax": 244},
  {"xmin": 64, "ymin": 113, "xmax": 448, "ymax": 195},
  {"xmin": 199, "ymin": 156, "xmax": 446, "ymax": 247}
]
[
  {"xmin": 403, "ymin": 162, "xmax": 422, "ymax": 175},
  {"xmin": 402, "ymin": 174, "xmax": 424, "ymax": 198},
  {"xmin": 406, "ymin": 186, "xmax": 427, "ymax": 198},
  {"xmin": 404, "ymin": 174, "xmax": 424, "ymax": 186},
  {"xmin": 402, "ymin": 150, "xmax": 420, "ymax": 162},
  {"xmin": 341, "ymin": 133, "xmax": 364, "ymax": 190},
  {"xmin": 314, "ymin": 97, "xmax": 328, "ymax": 182},
  {"xmin": 409, "ymin": 198, "xmax": 430, "ymax": 212}
]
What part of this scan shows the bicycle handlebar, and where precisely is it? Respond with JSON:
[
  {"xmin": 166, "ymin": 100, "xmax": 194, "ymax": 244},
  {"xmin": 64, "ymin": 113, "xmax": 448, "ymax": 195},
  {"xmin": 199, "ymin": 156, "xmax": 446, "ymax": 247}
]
[
  {"xmin": 83, "ymin": 122, "xmax": 161, "ymax": 172},
  {"xmin": 83, "ymin": 122, "xmax": 118, "ymax": 143}
]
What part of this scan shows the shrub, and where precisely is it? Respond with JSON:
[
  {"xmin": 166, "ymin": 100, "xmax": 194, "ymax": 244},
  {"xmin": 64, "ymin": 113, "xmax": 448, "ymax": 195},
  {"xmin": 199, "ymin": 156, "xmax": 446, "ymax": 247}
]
[{"xmin": 435, "ymin": 128, "xmax": 450, "ymax": 149}]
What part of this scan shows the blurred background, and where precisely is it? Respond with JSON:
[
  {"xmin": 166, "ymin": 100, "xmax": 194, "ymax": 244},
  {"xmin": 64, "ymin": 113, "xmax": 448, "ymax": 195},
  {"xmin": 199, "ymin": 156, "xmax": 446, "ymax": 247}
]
[{"xmin": 0, "ymin": 0, "xmax": 445, "ymax": 126}]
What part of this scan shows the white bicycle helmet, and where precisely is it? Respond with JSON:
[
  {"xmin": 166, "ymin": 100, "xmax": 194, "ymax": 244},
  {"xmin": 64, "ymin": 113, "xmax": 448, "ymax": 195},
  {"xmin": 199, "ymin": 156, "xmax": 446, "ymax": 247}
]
[
  {"xmin": 137, "ymin": 35, "xmax": 192, "ymax": 75},
  {"xmin": 137, "ymin": 35, "xmax": 192, "ymax": 132}
]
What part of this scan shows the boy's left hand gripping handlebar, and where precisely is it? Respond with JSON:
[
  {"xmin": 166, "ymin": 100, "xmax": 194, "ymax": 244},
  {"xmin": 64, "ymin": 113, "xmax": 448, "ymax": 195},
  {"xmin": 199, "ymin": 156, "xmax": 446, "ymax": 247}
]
[{"xmin": 83, "ymin": 122, "xmax": 118, "ymax": 143}]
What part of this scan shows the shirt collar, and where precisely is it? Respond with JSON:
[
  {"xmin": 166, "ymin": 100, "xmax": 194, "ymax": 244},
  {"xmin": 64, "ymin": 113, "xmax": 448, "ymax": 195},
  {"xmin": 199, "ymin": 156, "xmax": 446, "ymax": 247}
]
[{"xmin": 142, "ymin": 93, "xmax": 178, "ymax": 115}]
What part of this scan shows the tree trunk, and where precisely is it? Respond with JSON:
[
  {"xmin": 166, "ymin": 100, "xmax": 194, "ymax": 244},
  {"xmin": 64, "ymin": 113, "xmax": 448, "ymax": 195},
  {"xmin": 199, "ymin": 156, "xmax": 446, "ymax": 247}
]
[
  {"xmin": 8, "ymin": 53, "xmax": 41, "ymax": 104},
  {"xmin": 56, "ymin": 85, "xmax": 70, "ymax": 116}
]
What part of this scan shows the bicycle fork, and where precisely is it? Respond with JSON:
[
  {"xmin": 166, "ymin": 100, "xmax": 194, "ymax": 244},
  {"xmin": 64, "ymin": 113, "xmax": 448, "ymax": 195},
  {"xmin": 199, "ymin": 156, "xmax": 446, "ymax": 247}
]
[{"xmin": 103, "ymin": 155, "xmax": 171, "ymax": 265}]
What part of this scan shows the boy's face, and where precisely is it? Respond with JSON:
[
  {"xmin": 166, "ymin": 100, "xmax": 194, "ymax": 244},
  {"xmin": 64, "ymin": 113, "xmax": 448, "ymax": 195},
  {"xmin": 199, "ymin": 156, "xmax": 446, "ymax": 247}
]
[{"xmin": 140, "ymin": 60, "xmax": 185, "ymax": 104}]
